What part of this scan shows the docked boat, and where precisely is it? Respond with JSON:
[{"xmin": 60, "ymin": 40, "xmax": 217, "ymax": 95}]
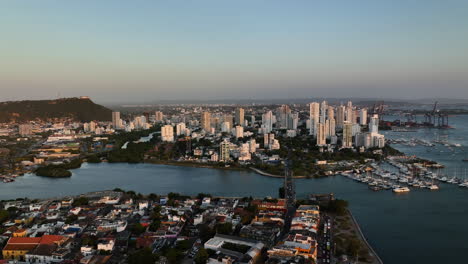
[
  {"xmin": 428, "ymin": 185, "xmax": 439, "ymax": 190},
  {"xmin": 393, "ymin": 187, "xmax": 410, "ymax": 193}
]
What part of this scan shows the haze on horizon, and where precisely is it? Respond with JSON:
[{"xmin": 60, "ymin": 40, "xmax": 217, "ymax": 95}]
[{"xmin": 1, "ymin": 1, "xmax": 468, "ymax": 104}]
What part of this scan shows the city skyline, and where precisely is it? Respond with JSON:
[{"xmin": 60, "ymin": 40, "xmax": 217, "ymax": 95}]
[{"xmin": 1, "ymin": 1, "xmax": 468, "ymax": 103}]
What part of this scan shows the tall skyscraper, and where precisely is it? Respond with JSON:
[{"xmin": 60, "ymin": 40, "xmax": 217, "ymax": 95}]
[
  {"xmin": 369, "ymin": 114, "xmax": 379, "ymax": 134},
  {"xmin": 320, "ymin": 101, "xmax": 328, "ymax": 124},
  {"xmin": 221, "ymin": 121, "xmax": 231, "ymax": 133},
  {"xmin": 342, "ymin": 122, "xmax": 353, "ymax": 148},
  {"xmin": 277, "ymin": 105, "xmax": 291, "ymax": 128},
  {"xmin": 220, "ymin": 139, "xmax": 231, "ymax": 162},
  {"xmin": 155, "ymin": 111, "xmax": 164, "ymax": 122},
  {"xmin": 336, "ymin": 105, "xmax": 345, "ymax": 129},
  {"xmin": 287, "ymin": 113, "xmax": 299, "ymax": 130},
  {"xmin": 359, "ymin": 108, "xmax": 368, "ymax": 125},
  {"xmin": 161, "ymin": 125, "xmax": 174, "ymax": 142},
  {"xmin": 309, "ymin": 102, "xmax": 320, "ymax": 136},
  {"xmin": 201, "ymin": 111, "xmax": 211, "ymax": 132},
  {"xmin": 223, "ymin": 114, "xmax": 234, "ymax": 129},
  {"xmin": 327, "ymin": 106, "xmax": 335, "ymax": 121},
  {"xmin": 262, "ymin": 111, "xmax": 274, "ymax": 133},
  {"xmin": 235, "ymin": 108, "xmax": 245, "ymax": 126},
  {"xmin": 234, "ymin": 126, "xmax": 244, "ymax": 138},
  {"xmin": 317, "ymin": 123, "xmax": 326, "ymax": 146},
  {"xmin": 112, "ymin": 112, "xmax": 121, "ymax": 129},
  {"xmin": 176, "ymin": 122, "xmax": 186, "ymax": 136}
]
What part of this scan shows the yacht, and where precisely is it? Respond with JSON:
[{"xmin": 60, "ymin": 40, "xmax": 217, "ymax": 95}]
[
  {"xmin": 393, "ymin": 187, "xmax": 410, "ymax": 193},
  {"xmin": 428, "ymin": 185, "xmax": 439, "ymax": 190}
]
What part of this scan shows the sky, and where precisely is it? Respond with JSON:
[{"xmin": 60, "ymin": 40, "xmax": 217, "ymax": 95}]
[{"xmin": 1, "ymin": 0, "xmax": 468, "ymax": 103}]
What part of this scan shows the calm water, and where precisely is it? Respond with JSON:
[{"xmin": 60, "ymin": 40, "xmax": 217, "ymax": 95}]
[{"xmin": 1, "ymin": 115, "xmax": 468, "ymax": 264}]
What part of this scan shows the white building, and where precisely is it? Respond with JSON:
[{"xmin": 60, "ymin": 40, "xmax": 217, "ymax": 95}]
[
  {"xmin": 112, "ymin": 112, "xmax": 122, "ymax": 130},
  {"xmin": 359, "ymin": 108, "xmax": 368, "ymax": 125},
  {"xmin": 309, "ymin": 102, "xmax": 320, "ymax": 136},
  {"xmin": 234, "ymin": 126, "xmax": 244, "ymax": 138},
  {"xmin": 176, "ymin": 122, "xmax": 186, "ymax": 136},
  {"xmin": 161, "ymin": 125, "xmax": 174, "ymax": 142},
  {"xmin": 369, "ymin": 114, "xmax": 379, "ymax": 134}
]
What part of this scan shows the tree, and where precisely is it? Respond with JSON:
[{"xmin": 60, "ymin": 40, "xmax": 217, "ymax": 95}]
[
  {"xmin": 194, "ymin": 248, "xmax": 209, "ymax": 264},
  {"xmin": 72, "ymin": 197, "xmax": 89, "ymax": 206},
  {"xmin": 165, "ymin": 248, "xmax": 183, "ymax": 264},
  {"xmin": 128, "ymin": 248, "xmax": 158, "ymax": 264},
  {"xmin": 65, "ymin": 214, "xmax": 78, "ymax": 224},
  {"xmin": 148, "ymin": 220, "xmax": 161, "ymax": 232},
  {"xmin": 0, "ymin": 210, "xmax": 9, "ymax": 223},
  {"xmin": 216, "ymin": 223, "xmax": 233, "ymax": 235},
  {"xmin": 132, "ymin": 223, "xmax": 146, "ymax": 235}
]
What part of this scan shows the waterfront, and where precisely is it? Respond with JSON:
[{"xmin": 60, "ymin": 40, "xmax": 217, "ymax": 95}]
[
  {"xmin": 1, "ymin": 162, "xmax": 468, "ymax": 263},
  {"xmin": 1, "ymin": 115, "xmax": 467, "ymax": 264}
]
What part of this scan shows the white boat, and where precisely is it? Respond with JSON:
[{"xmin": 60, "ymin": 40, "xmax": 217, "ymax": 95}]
[
  {"xmin": 428, "ymin": 185, "xmax": 439, "ymax": 190},
  {"xmin": 393, "ymin": 187, "xmax": 410, "ymax": 193}
]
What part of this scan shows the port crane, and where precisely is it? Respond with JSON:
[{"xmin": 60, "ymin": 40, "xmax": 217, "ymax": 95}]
[{"xmin": 424, "ymin": 101, "xmax": 449, "ymax": 128}]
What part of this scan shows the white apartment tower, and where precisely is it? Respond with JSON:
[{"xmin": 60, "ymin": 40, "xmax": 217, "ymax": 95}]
[
  {"xmin": 359, "ymin": 108, "xmax": 368, "ymax": 125},
  {"xmin": 161, "ymin": 125, "xmax": 174, "ymax": 142},
  {"xmin": 309, "ymin": 102, "xmax": 320, "ymax": 136},
  {"xmin": 369, "ymin": 114, "xmax": 379, "ymax": 134},
  {"xmin": 112, "ymin": 112, "xmax": 122, "ymax": 129}
]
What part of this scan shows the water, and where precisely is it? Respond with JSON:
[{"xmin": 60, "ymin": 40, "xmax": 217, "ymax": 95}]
[
  {"xmin": 122, "ymin": 132, "xmax": 156, "ymax": 149},
  {"xmin": 382, "ymin": 114, "xmax": 468, "ymax": 174},
  {"xmin": 1, "ymin": 115, "xmax": 467, "ymax": 264}
]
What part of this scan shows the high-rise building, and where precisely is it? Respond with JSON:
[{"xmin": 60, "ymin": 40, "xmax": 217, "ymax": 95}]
[
  {"xmin": 235, "ymin": 108, "xmax": 245, "ymax": 126},
  {"xmin": 201, "ymin": 112, "xmax": 211, "ymax": 132},
  {"xmin": 248, "ymin": 139, "xmax": 257, "ymax": 153},
  {"xmin": 155, "ymin": 111, "xmax": 164, "ymax": 122},
  {"xmin": 220, "ymin": 139, "xmax": 231, "ymax": 162},
  {"xmin": 309, "ymin": 102, "xmax": 320, "ymax": 136},
  {"xmin": 262, "ymin": 111, "xmax": 274, "ymax": 134},
  {"xmin": 336, "ymin": 105, "xmax": 345, "ymax": 129},
  {"xmin": 224, "ymin": 114, "xmax": 234, "ymax": 129},
  {"xmin": 359, "ymin": 108, "xmax": 368, "ymax": 125},
  {"xmin": 161, "ymin": 125, "xmax": 174, "ymax": 142},
  {"xmin": 263, "ymin": 133, "xmax": 279, "ymax": 149},
  {"xmin": 176, "ymin": 123, "xmax": 186, "ymax": 136},
  {"xmin": 275, "ymin": 105, "xmax": 291, "ymax": 128},
  {"xmin": 342, "ymin": 122, "xmax": 353, "ymax": 148},
  {"xmin": 234, "ymin": 126, "xmax": 244, "ymax": 138},
  {"xmin": 325, "ymin": 119, "xmax": 336, "ymax": 139},
  {"xmin": 345, "ymin": 106, "xmax": 354, "ymax": 123},
  {"xmin": 287, "ymin": 113, "xmax": 299, "ymax": 130},
  {"xmin": 369, "ymin": 114, "xmax": 379, "ymax": 134},
  {"xmin": 316, "ymin": 123, "xmax": 326, "ymax": 146},
  {"xmin": 320, "ymin": 101, "xmax": 328, "ymax": 124},
  {"xmin": 221, "ymin": 121, "xmax": 231, "ymax": 133},
  {"xmin": 327, "ymin": 106, "xmax": 334, "ymax": 121},
  {"xmin": 112, "ymin": 112, "xmax": 122, "ymax": 129}
]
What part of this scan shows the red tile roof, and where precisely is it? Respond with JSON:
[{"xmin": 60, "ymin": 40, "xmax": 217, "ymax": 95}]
[
  {"xmin": 39, "ymin": 235, "xmax": 65, "ymax": 245},
  {"xmin": 7, "ymin": 237, "xmax": 41, "ymax": 244}
]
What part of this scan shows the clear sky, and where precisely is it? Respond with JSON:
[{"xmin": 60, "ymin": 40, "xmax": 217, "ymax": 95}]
[{"xmin": 1, "ymin": 0, "xmax": 468, "ymax": 103}]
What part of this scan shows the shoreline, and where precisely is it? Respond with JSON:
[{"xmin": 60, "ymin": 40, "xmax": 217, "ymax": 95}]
[{"xmin": 346, "ymin": 208, "xmax": 384, "ymax": 264}]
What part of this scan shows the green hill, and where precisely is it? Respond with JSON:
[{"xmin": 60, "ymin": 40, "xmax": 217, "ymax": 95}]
[{"xmin": 0, "ymin": 97, "xmax": 112, "ymax": 122}]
